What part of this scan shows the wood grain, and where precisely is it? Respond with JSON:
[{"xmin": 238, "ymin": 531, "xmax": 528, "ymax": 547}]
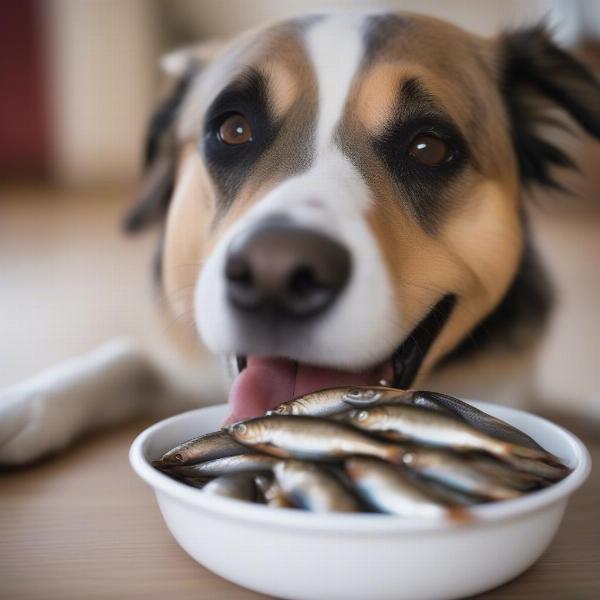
[{"xmin": 1, "ymin": 413, "xmax": 598, "ymax": 600}]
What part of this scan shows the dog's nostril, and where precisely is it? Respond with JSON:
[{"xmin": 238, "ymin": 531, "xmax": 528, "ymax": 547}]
[
  {"xmin": 288, "ymin": 266, "xmax": 321, "ymax": 298},
  {"xmin": 224, "ymin": 219, "xmax": 351, "ymax": 318},
  {"xmin": 225, "ymin": 256, "xmax": 252, "ymax": 286}
]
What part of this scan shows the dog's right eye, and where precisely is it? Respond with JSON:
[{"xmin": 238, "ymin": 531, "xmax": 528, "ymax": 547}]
[{"xmin": 218, "ymin": 113, "xmax": 253, "ymax": 145}]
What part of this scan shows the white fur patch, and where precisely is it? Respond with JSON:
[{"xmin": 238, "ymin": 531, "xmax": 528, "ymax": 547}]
[{"xmin": 304, "ymin": 15, "xmax": 366, "ymax": 152}]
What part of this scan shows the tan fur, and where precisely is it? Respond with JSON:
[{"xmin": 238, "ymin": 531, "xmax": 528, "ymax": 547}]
[
  {"xmin": 162, "ymin": 145, "xmax": 216, "ymax": 323},
  {"xmin": 355, "ymin": 63, "xmax": 402, "ymax": 134}
]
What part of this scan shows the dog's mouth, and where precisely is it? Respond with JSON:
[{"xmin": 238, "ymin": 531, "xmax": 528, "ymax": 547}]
[{"xmin": 226, "ymin": 294, "xmax": 456, "ymax": 423}]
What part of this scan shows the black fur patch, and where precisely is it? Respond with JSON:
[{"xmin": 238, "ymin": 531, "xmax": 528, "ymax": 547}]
[
  {"xmin": 500, "ymin": 25, "xmax": 600, "ymax": 189},
  {"xmin": 371, "ymin": 78, "xmax": 470, "ymax": 232},
  {"xmin": 362, "ymin": 13, "xmax": 411, "ymax": 63},
  {"xmin": 124, "ymin": 66, "xmax": 197, "ymax": 233}
]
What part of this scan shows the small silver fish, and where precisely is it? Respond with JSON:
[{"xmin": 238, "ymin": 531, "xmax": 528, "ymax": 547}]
[
  {"xmin": 409, "ymin": 391, "xmax": 544, "ymax": 451},
  {"xmin": 228, "ymin": 415, "xmax": 404, "ymax": 464},
  {"xmin": 154, "ymin": 430, "xmax": 249, "ymax": 467},
  {"xmin": 274, "ymin": 460, "xmax": 361, "ymax": 513},
  {"xmin": 202, "ymin": 473, "xmax": 258, "ymax": 501},
  {"xmin": 348, "ymin": 404, "xmax": 552, "ymax": 462},
  {"xmin": 345, "ymin": 457, "xmax": 470, "ymax": 521},
  {"xmin": 343, "ymin": 387, "xmax": 543, "ymax": 451},
  {"xmin": 163, "ymin": 453, "xmax": 279, "ymax": 478},
  {"xmin": 401, "ymin": 449, "xmax": 524, "ymax": 501},
  {"xmin": 268, "ymin": 387, "xmax": 361, "ymax": 417}
]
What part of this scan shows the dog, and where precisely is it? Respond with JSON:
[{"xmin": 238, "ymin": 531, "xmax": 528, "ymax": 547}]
[{"xmin": 2, "ymin": 12, "xmax": 600, "ymax": 464}]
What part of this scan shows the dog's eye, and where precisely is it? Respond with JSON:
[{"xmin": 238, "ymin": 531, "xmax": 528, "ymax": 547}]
[
  {"xmin": 408, "ymin": 134, "xmax": 453, "ymax": 167},
  {"xmin": 218, "ymin": 113, "xmax": 253, "ymax": 145}
]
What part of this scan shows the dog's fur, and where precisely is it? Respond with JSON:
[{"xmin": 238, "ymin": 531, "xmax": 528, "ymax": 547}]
[{"xmin": 2, "ymin": 13, "xmax": 600, "ymax": 464}]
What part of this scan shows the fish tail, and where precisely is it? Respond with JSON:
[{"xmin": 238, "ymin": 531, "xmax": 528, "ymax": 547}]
[
  {"xmin": 447, "ymin": 506, "xmax": 473, "ymax": 524},
  {"xmin": 509, "ymin": 443, "xmax": 561, "ymax": 463}
]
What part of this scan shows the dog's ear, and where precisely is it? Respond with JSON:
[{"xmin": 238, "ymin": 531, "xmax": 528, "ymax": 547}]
[
  {"xmin": 123, "ymin": 41, "xmax": 225, "ymax": 233},
  {"xmin": 499, "ymin": 25, "xmax": 600, "ymax": 190}
]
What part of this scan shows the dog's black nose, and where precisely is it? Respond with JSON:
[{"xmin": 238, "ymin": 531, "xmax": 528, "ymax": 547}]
[{"xmin": 225, "ymin": 217, "xmax": 351, "ymax": 318}]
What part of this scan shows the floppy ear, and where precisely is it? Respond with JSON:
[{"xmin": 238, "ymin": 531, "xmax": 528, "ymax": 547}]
[
  {"xmin": 499, "ymin": 25, "xmax": 600, "ymax": 190},
  {"xmin": 124, "ymin": 41, "xmax": 226, "ymax": 233}
]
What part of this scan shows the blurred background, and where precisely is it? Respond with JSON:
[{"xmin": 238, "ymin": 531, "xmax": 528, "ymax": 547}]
[{"xmin": 1, "ymin": 0, "xmax": 598, "ymax": 418}]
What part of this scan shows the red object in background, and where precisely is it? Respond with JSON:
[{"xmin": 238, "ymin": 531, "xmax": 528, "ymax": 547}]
[{"xmin": 0, "ymin": 0, "xmax": 50, "ymax": 178}]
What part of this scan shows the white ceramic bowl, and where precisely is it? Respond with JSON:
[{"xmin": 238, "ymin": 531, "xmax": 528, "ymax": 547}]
[{"xmin": 130, "ymin": 401, "xmax": 590, "ymax": 600}]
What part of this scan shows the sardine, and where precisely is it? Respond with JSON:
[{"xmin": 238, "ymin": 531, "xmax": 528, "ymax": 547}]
[
  {"xmin": 268, "ymin": 387, "xmax": 361, "ymax": 417},
  {"xmin": 410, "ymin": 391, "xmax": 544, "ymax": 451},
  {"xmin": 274, "ymin": 460, "xmax": 361, "ymax": 512},
  {"xmin": 162, "ymin": 453, "xmax": 279, "ymax": 478},
  {"xmin": 345, "ymin": 457, "xmax": 470, "ymax": 521},
  {"xmin": 401, "ymin": 448, "xmax": 524, "ymax": 501},
  {"xmin": 202, "ymin": 473, "xmax": 257, "ymax": 501},
  {"xmin": 343, "ymin": 387, "xmax": 543, "ymax": 451},
  {"xmin": 227, "ymin": 415, "xmax": 404, "ymax": 464},
  {"xmin": 154, "ymin": 430, "xmax": 249, "ymax": 467},
  {"xmin": 348, "ymin": 404, "xmax": 553, "ymax": 462}
]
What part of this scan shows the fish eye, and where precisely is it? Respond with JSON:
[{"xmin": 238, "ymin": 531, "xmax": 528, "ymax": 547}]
[
  {"xmin": 218, "ymin": 113, "xmax": 253, "ymax": 145},
  {"xmin": 174, "ymin": 453, "xmax": 184, "ymax": 463},
  {"xmin": 407, "ymin": 134, "xmax": 453, "ymax": 167},
  {"xmin": 234, "ymin": 423, "xmax": 247, "ymax": 435},
  {"xmin": 402, "ymin": 453, "xmax": 414, "ymax": 465},
  {"xmin": 357, "ymin": 410, "xmax": 369, "ymax": 422}
]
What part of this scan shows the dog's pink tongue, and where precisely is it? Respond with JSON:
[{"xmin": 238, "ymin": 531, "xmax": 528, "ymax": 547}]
[{"xmin": 226, "ymin": 356, "xmax": 375, "ymax": 424}]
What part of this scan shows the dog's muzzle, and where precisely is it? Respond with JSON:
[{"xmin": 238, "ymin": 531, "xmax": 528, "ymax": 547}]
[{"xmin": 225, "ymin": 215, "xmax": 352, "ymax": 320}]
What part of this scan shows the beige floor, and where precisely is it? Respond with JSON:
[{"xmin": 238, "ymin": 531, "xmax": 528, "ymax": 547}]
[{"xmin": 0, "ymin": 183, "xmax": 598, "ymax": 418}]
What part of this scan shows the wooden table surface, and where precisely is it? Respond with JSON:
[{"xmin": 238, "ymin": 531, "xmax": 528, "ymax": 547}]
[{"xmin": 1, "ymin": 411, "xmax": 598, "ymax": 600}]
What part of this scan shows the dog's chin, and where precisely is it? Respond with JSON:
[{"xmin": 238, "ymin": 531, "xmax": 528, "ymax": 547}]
[{"xmin": 224, "ymin": 294, "xmax": 456, "ymax": 423}]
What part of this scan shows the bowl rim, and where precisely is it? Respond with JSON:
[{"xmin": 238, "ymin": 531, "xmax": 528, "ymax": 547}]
[{"xmin": 129, "ymin": 401, "xmax": 591, "ymax": 534}]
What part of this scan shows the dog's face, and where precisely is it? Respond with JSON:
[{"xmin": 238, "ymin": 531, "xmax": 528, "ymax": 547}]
[{"xmin": 130, "ymin": 13, "xmax": 600, "ymax": 420}]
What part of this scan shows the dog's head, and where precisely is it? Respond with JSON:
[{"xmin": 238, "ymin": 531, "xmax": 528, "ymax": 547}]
[{"xmin": 127, "ymin": 13, "xmax": 600, "ymax": 420}]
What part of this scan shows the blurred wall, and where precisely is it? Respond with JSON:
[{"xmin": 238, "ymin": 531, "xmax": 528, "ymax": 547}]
[{"xmin": 44, "ymin": 0, "xmax": 161, "ymax": 186}]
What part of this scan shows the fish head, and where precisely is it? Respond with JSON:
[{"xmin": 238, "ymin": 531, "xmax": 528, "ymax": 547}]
[
  {"xmin": 227, "ymin": 420, "xmax": 262, "ymax": 444},
  {"xmin": 348, "ymin": 407, "xmax": 381, "ymax": 429},
  {"xmin": 342, "ymin": 388, "xmax": 384, "ymax": 405},
  {"xmin": 157, "ymin": 449, "xmax": 186, "ymax": 467}
]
